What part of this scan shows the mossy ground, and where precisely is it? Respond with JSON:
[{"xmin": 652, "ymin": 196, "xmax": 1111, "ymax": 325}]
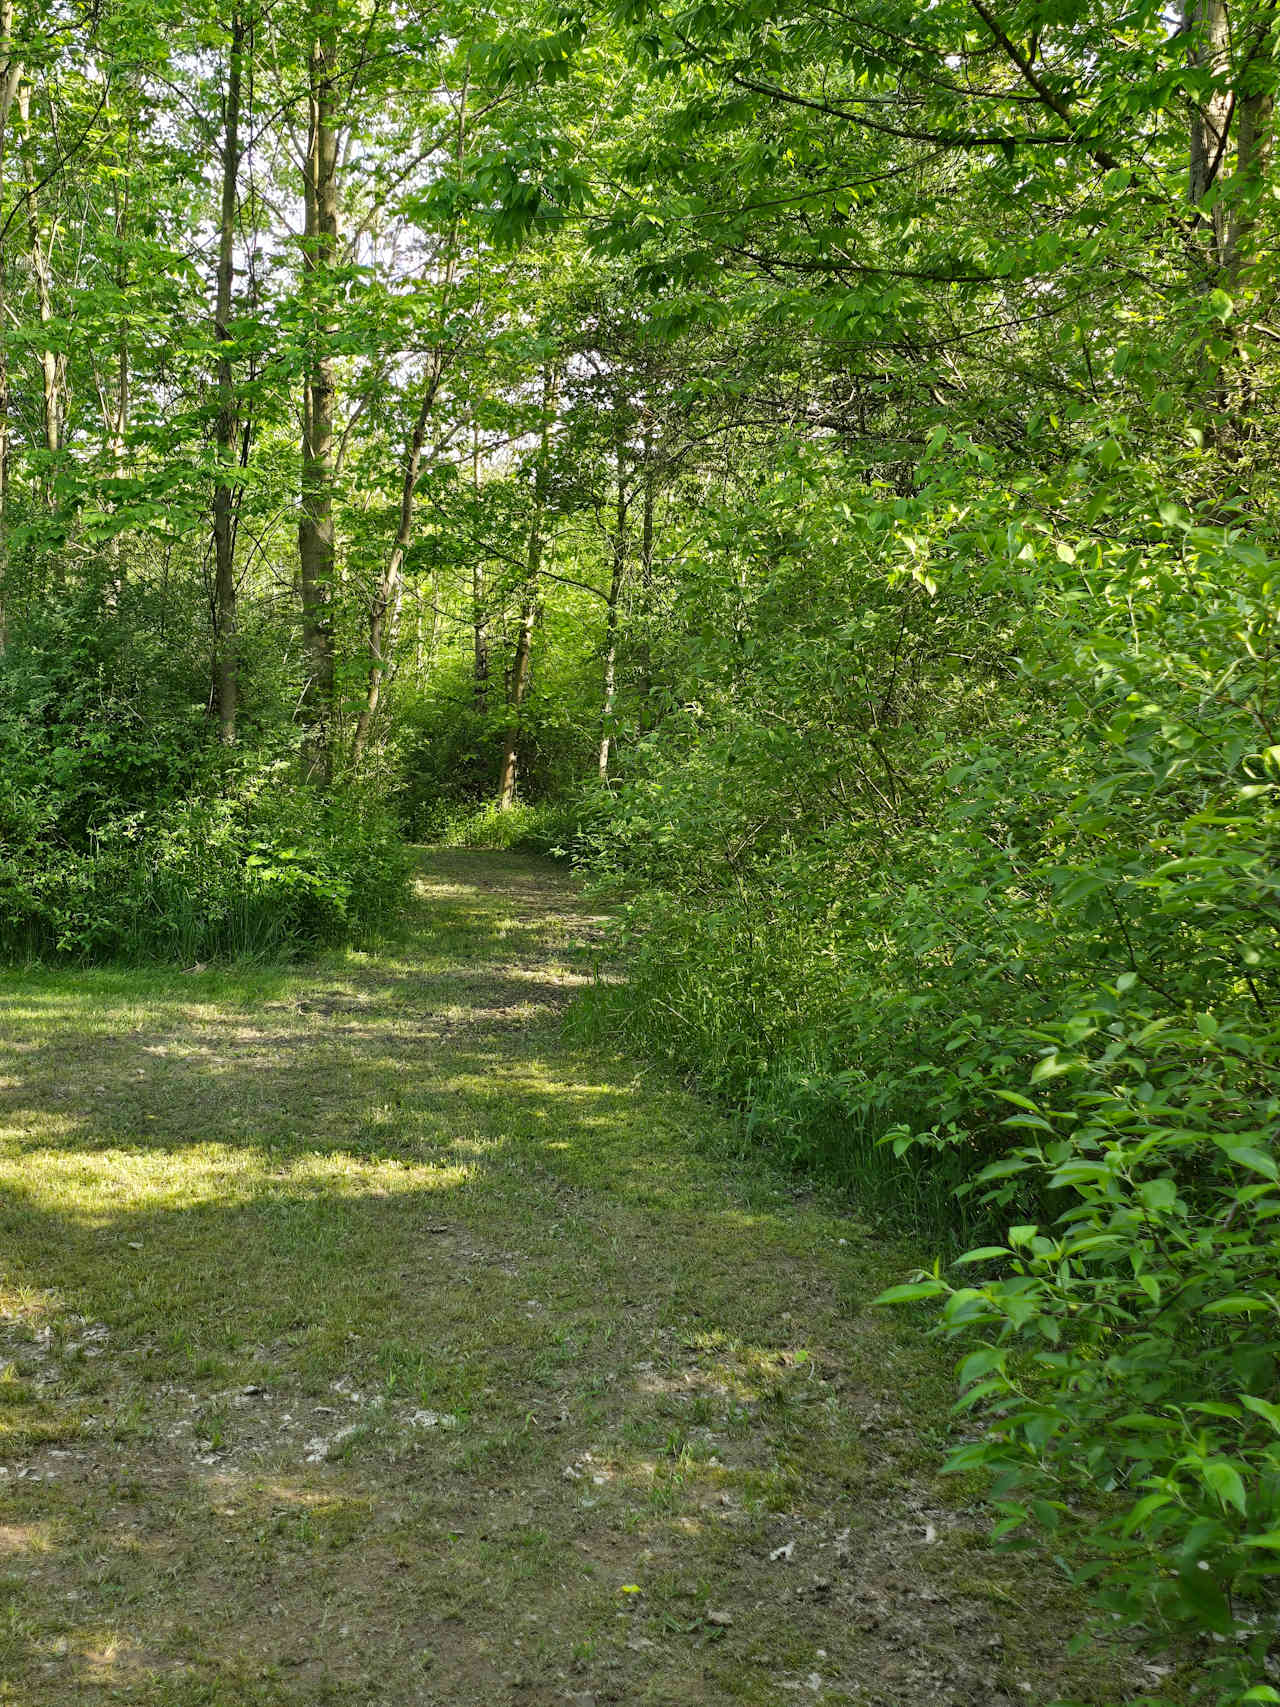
[{"xmin": 0, "ymin": 852, "xmax": 1185, "ymax": 1705}]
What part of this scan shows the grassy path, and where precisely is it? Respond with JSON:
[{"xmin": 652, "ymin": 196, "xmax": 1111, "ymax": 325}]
[{"xmin": 0, "ymin": 852, "xmax": 1134, "ymax": 1706}]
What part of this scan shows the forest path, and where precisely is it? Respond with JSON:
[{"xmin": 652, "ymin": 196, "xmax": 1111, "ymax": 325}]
[{"xmin": 1, "ymin": 851, "xmax": 1119, "ymax": 1707}]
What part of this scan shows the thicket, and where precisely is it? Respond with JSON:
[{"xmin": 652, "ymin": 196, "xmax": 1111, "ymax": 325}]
[
  {"xmin": 0, "ymin": 593, "xmax": 407, "ymax": 964},
  {"xmin": 577, "ymin": 442, "xmax": 1280, "ymax": 1696}
]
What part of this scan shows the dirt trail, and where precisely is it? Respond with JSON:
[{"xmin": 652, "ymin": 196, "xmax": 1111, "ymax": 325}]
[{"xmin": 0, "ymin": 851, "xmax": 1139, "ymax": 1706}]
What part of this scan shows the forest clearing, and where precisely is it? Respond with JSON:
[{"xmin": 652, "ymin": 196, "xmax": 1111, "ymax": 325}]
[{"xmin": 0, "ymin": 852, "xmax": 1145, "ymax": 1706}]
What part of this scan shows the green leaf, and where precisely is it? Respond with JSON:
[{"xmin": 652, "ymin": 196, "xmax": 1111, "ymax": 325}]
[
  {"xmin": 1202, "ymin": 1459, "xmax": 1247, "ymax": 1515},
  {"xmin": 1031, "ymin": 1054, "xmax": 1077, "ymax": 1083},
  {"xmin": 1175, "ymin": 1561, "xmax": 1235, "ymax": 1634},
  {"xmin": 993, "ymin": 1091, "xmax": 1040, "ymax": 1113},
  {"xmin": 871, "ymin": 1281, "xmax": 947, "ymax": 1306},
  {"xmin": 1218, "ymin": 1145, "xmax": 1278, "ymax": 1180},
  {"xmin": 1240, "ymin": 1394, "xmax": 1280, "ymax": 1432},
  {"xmin": 1122, "ymin": 1492, "xmax": 1172, "ymax": 1534}
]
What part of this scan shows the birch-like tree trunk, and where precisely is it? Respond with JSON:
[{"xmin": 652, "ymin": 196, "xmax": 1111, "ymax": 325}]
[
  {"xmin": 598, "ymin": 425, "xmax": 628, "ymax": 782},
  {"xmin": 350, "ymin": 77, "xmax": 468, "ymax": 768},
  {"xmin": 472, "ymin": 427, "xmax": 488, "ymax": 712},
  {"xmin": 350, "ymin": 376, "xmax": 437, "ymax": 766},
  {"xmin": 19, "ymin": 83, "xmax": 68, "ymax": 502}
]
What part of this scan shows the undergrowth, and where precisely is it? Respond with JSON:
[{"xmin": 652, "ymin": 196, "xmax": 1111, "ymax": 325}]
[
  {"xmin": 576, "ymin": 449, "xmax": 1280, "ymax": 1705},
  {"xmin": 0, "ymin": 590, "xmax": 409, "ymax": 965}
]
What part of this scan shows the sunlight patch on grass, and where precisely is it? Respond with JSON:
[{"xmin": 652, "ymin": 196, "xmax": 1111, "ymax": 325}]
[{"xmin": 0, "ymin": 850, "xmax": 1191, "ymax": 1707}]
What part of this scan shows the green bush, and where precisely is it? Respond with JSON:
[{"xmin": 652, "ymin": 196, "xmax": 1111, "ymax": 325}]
[
  {"xmin": 0, "ymin": 781, "xmax": 409, "ymax": 964},
  {"xmin": 582, "ymin": 447, "xmax": 1280, "ymax": 1694},
  {"xmin": 880, "ymin": 989, "xmax": 1279, "ymax": 1702},
  {"xmin": 0, "ymin": 590, "xmax": 410, "ymax": 964}
]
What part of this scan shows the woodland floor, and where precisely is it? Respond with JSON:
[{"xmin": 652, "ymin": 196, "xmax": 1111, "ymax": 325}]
[{"xmin": 0, "ymin": 851, "xmax": 1185, "ymax": 1706}]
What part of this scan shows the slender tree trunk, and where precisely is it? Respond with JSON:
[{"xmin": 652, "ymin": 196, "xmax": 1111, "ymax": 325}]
[
  {"xmin": 350, "ymin": 376, "xmax": 436, "ymax": 767},
  {"xmin": 636, "ymin": 425, "xmax": 656, "ymax": 733},
  {"xmin": 498, "ymin": 598, "xmax": 537, "ymax": 810},
  {"xmin": 598, "ymin": 427, "xmax": 628, "ymax": 782},
  {"xmin": 297, "ymin": 0, "xmax": 339, "ymax": 776},
  {"xmin": 19, "ymin": 83, "xmax": 68, "ymax": 502},
  {"xmin": 472, "ymin": 562, "xmax": 489, "ymax": 711},
  {"xmin": 471, "ymin": 427, "xmax": 488, "ymax": 712},
  {"xmin": 103, "ymin": 153, "xmax": 132, "ymax": 613},
  {"xmin": 350, "ymin": 78, "xmax": 466, "ymax": 769},
  {"xmin": 497, "ymin": 367, "xmax": 556, "ymax": 810},
  {"xmin": 212, "ymin": 4, "xmax": 244, "ymax": 744},
  {"xmin": 0, "ymin": 1, "xmax": 22, "ymax": 651},
  {"xmin": 1223, "ymin": 10, "xmax": 1275, "ymax": 288},
  {"xmin": 1183, "ymin": 0, "xmax": 1276, "ymax": 441},
  {"xmin": 1227, "ymin": 89, "xmax": 1275, "ymax": 276}
]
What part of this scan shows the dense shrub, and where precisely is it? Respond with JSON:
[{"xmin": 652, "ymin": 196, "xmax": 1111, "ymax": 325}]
[
  {"xmin": 0, "ymin": 592, "xmax": 409, "ymax": 964},
  {"xmin": 0, "ymin": 783, "xmax": 409, "ymax": 964},
  {"xmin": 581, "ymin": 446, "xmax": 1280, "ymax": 1699}
]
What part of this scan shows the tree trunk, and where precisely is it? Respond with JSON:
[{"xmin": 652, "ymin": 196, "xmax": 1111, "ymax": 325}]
[
  {"xmin": 350, "ymin": 77, "xmax": 466, "ymax": 769},
  {"xmin": 297, "ymin": 0, "xmax": 339, "ymax": 777},
  {"xmin": 1183, "ymin": 0, "xmax": 1276, "ymax": 442},
  {"xmin": 636, "ymin": 425, "xmax": 655, "ymax": 733},
  {"xmin": 1186, "ymin": 0, "xmax": 1233, "ymax": 249},
  {"xmin": 473, "ymin": 562, "xmax": 489, "ymax": 712},
  {"xmin": 212, "ymin": 4, "xmax": 244, "ymax": 745},
  {"xmin": 0, "ymin": 0, "xmax": 22, "ymax": 651},
  {"xmin": 350, "ymin": 376, "xmax": 437, "ymax": 767},
  {"xmin": 497, "ymin": 367, "xmax": 556, "ymax": 810},
  {"xmin": 19, "ymin": 83, "xmax": 68, "ymax": 498},
  {"xmin": 598, "ymin": 428, "xmax": 628, "ymax": 782},
  {"xmin": 497, "ymin": 597, "xmax": 537, "ymax": 810},
  {"xmin": 103, "ymin": 131, "xmax": 132, "ymax": 613},
  {"xmin": 471, "ymin": 427, "xmax": 488, "ymax": 712}
]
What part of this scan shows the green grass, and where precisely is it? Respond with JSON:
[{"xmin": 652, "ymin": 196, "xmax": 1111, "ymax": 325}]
[{"xmin": 0, "ymin": 851, "xmax": 1188, "ymax": 1706}]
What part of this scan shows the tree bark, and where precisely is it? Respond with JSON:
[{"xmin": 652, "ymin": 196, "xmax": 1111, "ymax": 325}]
[
  {"xmin": 1186, "ymin": 0, "xmax": 1233, "ymax": 248},
  {"xmin": 350, "ymin": 76, "xmax": 467, "ymax": 769},
  {"xmin": 636, "ymin": 424, "xmax": 656, "ymax": 733},
  {"xmin": 1223, "ymin": 13, "xmax": 1275, "ymax": 286},
  {"xmin": 212, "ymin": 4, "xmax": 244, "ymax": 745},
  {"xmin": 297, "ymin": 0, "xmax": 339, "ymax": 777},
  {"xmin": 103, "ymin": 126, "xmax": 132, "ymax": 613},
  {"xmin": 471, "ymin": 428, "xmax": 488, "ymax": 712}
]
